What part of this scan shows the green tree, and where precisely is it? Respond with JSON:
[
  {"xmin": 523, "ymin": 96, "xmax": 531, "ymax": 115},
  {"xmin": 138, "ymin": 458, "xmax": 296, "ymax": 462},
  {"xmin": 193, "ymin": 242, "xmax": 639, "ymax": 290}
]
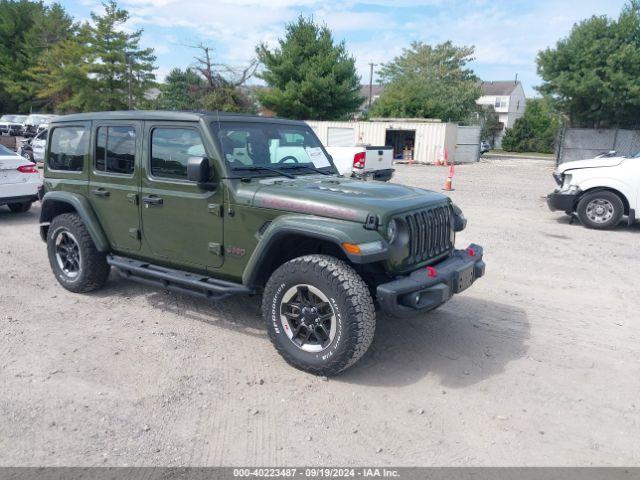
[
  {"xmin": 502, "ymin": 98, "xmax": 559, "ymax": 153},
  {"xmin": 537, "ymin": 1, "xmax": 640, "ymax": 128},
  {"xmin": 0, "ymin": 0, "xmax": 74, "ymax": 112},
  {"xmin": 156, "ymin": 45, "xmax": 257, "ymax": 112},
  {"xmin": 190, "ymin": 44, "xmax": 256, "ymax": 112},
  {"xmin": 30, "ymin": 33, "xmax": 95, "ymax": 112},
  {"xmin": 256, "ymin": 15, "xmax": 363, "ymax": 120},
  {"xmin": 157, "ymin": 68, "xmax": 205, "ymax": 110},
  {"xmin": 479, "ymin": 105, "xmax": 501, "ymax": 146},
  {"xmin": 86, "ymin": 0, "xmax": 156, "ymax": 110},
  {"xmin": 371, "ymin": 41, "xmax": 481, "ymax": 122}
]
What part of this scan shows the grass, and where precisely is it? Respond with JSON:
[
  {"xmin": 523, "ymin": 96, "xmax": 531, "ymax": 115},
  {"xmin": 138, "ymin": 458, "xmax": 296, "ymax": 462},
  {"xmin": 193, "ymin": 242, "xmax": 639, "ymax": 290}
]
[{"xmin": 488, "ymin": 149, "xmax": 555, "ymax": 159}]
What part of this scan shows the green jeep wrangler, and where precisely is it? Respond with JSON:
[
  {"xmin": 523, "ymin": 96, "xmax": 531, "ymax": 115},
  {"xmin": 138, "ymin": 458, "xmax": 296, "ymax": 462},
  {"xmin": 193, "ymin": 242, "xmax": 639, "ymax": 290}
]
[{"xmin": 39, "ymin": 111, "xmax": 485, "ymax": 375}]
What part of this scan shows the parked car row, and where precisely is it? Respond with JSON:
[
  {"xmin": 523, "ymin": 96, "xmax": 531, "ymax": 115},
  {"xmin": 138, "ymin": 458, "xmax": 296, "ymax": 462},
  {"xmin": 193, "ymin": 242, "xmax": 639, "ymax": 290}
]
[
  {"xmin": 0, "ymin": 113, "xmax": 57, "ymax": 137},
  {"xmin": 0, "ymin": 115, "xmax": 28, "ymax": 136}
]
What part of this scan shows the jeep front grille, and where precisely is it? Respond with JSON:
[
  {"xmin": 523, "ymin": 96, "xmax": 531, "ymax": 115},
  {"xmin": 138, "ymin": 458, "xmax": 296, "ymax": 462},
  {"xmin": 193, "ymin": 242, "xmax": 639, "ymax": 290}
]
[{"xmin": 403, "ymin": 204, "xmax": 453, "ymax": 263}]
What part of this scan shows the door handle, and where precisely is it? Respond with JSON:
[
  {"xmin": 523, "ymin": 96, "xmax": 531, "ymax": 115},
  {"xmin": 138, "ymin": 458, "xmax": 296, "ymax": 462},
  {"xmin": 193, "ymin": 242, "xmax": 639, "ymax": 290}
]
[
  {"xmin": 91, "ymin": 188, "xmax": 110, "ymax": 197},
  {"xmin": 142, "ymin": 195, "xmax": 163, "ymax": 206}
]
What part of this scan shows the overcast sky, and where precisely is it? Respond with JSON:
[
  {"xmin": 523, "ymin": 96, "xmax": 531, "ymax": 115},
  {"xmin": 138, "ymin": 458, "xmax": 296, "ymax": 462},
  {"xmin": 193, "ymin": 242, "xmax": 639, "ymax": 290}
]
[{"xmin": 63, "ymin": 0, "xmax": 627, "ymax": 97}]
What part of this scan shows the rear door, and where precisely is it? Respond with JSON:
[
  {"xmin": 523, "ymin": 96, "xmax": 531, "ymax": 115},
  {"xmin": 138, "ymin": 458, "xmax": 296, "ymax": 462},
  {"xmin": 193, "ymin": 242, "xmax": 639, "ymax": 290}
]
[
  {"xmin": 140, "ymin": 121, "xmax": 224, "ymax": 270},
  {"xmin": 88, "ymin": 121, "xmax": 142, "ymax": 252}
]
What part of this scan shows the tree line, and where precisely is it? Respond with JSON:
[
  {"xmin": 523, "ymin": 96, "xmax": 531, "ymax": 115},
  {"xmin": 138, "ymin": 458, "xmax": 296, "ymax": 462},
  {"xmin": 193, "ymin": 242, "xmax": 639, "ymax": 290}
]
[
  {"xmin": 2, "ymin": 0, "xmax": 640, "ymax": 153},
  {"xmin": 0, "ymin": 0, "xmax": 155, "ymax": 113},
  {"xmin": 503, "ymin": 0, "xmax": 640, "ymax": 153}
]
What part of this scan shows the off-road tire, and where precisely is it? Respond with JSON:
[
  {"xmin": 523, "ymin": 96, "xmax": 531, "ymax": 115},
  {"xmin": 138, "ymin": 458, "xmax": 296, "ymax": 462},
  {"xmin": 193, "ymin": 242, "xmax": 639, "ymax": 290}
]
[
  {"xmin": 8, "ymin": 201, "xmax": 32, "ymax": 213},
  {"xmin": 262, "ymin": 255, "xmax": 376, "ymax": 376},
  {"xmin": 577, "ymin": 190, "xmax": 624, "ymax": 230},
  {"xmin": 47, "ymin": 213, "xmax": 110, "ymax": 293}
]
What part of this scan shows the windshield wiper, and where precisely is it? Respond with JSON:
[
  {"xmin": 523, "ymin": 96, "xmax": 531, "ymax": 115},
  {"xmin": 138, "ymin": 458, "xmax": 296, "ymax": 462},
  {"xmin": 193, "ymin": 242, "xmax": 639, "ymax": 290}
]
[
  {"xmin": 231, "ymin": 165, "xmax": 295, "ymax": 179},
  {"xmin": 280, "ymin": 164, "xmax": 334, "ymax": 175}
]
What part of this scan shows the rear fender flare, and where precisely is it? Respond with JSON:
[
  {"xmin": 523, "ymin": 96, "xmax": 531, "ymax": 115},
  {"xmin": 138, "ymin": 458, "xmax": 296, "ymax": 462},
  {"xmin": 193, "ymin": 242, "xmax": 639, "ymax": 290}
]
[{"xmin": 40, "ymin": 191, "xmax": 109, "ymax": 252}]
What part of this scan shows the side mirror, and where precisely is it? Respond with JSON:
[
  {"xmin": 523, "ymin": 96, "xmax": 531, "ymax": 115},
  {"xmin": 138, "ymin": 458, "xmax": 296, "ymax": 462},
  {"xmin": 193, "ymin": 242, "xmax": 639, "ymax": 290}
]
[{"xmin": 187, "ymin": 156, "xmax": 215, "ymax": 190}]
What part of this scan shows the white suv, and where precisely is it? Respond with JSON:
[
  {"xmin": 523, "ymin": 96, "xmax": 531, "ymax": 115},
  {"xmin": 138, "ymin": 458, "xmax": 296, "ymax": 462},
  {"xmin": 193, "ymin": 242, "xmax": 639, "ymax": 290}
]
[
  {"xmin": 547, "ymin": 152, "xmax": 640, "ymax": 229},
  {"xmin": 0, "ymin": 144, "xmax": 42, "ymax": 213}
]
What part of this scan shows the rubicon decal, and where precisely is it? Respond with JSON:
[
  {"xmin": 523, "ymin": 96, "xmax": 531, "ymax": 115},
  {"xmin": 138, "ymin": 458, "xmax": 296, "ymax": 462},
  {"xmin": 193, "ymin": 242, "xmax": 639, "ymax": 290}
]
[{"xmin": 226, "ymin": 246, "xmax": 246, "ymax": 257}]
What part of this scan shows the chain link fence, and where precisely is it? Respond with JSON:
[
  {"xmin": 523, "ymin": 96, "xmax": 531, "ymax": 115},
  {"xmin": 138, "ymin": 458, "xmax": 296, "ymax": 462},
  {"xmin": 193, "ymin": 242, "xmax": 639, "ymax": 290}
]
[{"xmin": 556, "ymin": 126, "xmax": 640, "ymax": 164}]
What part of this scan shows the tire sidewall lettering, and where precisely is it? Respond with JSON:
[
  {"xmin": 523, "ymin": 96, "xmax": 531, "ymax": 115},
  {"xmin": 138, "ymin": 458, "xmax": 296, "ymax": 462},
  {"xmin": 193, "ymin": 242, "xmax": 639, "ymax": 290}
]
[{"xmin": 271, "ymin": 282, "xmax": 287, "ymax": 334}]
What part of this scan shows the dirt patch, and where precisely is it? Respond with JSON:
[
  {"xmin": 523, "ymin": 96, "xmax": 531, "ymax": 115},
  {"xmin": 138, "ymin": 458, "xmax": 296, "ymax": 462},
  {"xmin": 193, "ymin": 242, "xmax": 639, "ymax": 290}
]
[{"xmin": 1, "ymin": 158, "xmax": 638, "ymax": 466}]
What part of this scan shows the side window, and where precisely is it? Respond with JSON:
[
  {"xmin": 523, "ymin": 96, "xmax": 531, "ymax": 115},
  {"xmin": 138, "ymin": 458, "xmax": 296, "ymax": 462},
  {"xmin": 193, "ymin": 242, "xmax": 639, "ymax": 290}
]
[
  {"xmin": 95, "ymin": 126, "xmax": 136, "ymax": 175},
  {"xmin": 150, "ymin": 128, "xmax": 204, "ymax": 180},
  {"xmin": 48, "ymin": 126, "xmax": 89, "ymax": 171}
]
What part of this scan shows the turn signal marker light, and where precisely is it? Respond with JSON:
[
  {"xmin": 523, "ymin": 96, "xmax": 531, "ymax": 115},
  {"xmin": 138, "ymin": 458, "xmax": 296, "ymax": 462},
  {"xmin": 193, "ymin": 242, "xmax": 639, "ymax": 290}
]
[{"xmin": 342, "ymin": 242, "xmax": 361, "ymax": 255}]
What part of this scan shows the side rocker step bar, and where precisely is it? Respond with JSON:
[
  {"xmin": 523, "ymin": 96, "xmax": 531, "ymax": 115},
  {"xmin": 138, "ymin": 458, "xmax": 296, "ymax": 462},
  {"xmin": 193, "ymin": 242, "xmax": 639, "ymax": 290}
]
[{"xmin": 107, "ymin": 255, "xmax": 254, "ymax": 301}]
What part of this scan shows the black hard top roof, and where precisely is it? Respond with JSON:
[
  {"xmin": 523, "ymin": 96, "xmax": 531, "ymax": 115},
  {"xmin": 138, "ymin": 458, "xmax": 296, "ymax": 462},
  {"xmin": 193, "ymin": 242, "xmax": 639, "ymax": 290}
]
[{"xmin": 51, "ymin": 110, "xmax": 307, "ymax": 126}]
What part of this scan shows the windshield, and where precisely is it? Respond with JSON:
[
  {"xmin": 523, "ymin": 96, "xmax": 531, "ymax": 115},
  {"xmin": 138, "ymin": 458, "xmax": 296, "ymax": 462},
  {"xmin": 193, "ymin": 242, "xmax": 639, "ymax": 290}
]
[{"xmin": 213, "ymin": 121, "xmax": 334, "ymax": 176}]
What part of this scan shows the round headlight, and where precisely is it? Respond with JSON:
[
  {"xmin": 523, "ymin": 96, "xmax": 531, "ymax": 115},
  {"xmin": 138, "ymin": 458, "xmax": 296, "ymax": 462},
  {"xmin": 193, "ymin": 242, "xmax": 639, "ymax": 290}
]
[{"xmin": 387, "ymin": 219, "xmax": 398, "ymax": 244}]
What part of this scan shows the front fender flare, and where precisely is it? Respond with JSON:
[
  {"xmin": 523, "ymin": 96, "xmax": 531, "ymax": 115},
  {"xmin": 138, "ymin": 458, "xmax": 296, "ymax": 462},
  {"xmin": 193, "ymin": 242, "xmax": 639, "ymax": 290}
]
[
  {"xmin": 242, "ymin": 215, "xmax": 389, "ymax": 287},
  {"xmin": 40, "ymin": 191, "xmax": 110, "ymax": 252}
]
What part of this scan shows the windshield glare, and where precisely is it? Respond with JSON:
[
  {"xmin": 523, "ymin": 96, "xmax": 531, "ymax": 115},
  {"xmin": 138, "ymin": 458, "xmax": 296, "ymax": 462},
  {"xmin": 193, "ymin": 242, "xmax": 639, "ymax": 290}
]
[{"xmin": 214, "ymin": 122, "xmax": 333, "ymax": 174}]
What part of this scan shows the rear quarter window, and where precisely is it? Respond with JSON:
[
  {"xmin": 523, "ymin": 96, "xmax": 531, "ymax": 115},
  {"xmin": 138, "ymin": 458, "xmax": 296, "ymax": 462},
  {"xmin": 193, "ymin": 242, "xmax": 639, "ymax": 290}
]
[{"xmin": 48, "ymin": 126, "xmax": 89, "ymax": 172}]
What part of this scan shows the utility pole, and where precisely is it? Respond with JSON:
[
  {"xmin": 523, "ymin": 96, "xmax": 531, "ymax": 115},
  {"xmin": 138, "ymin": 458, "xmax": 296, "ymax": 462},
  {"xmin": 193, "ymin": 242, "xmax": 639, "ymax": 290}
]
[
  {"xmin": 126, "ymin": 53, "xmax": 133, "ymax": 110},
  {"xmin": 368, "ymin": 62, "xmax": 376, "ymax": 110}
]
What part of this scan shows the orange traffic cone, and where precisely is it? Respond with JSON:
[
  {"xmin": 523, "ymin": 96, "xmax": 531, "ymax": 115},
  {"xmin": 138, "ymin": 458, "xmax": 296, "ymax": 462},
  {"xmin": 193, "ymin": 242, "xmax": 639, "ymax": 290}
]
[{"xmin": 442, "ymin": 164, "xmax": 455, "ymax": 191}]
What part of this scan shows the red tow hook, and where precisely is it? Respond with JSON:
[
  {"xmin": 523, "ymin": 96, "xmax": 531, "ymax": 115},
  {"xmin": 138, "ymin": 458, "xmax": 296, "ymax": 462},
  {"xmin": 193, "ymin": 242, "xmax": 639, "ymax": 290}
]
[
  {"xmin": 426, "ymin": 266, "xmax": 437, "ymax": 278},
  {"xmin": 467, "ymin": 247, "xmax": 475, "ymax": 257}
]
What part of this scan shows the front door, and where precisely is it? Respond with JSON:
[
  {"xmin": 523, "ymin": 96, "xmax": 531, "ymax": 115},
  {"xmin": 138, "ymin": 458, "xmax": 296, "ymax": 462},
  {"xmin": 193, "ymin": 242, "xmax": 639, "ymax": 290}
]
[
  {"xmin": 88, "ymin": 121, "xmax": 142, "ymax": 252},
  {"xmin": 140, "ymin": 122, "xmax": 223, "ymax": 270}
]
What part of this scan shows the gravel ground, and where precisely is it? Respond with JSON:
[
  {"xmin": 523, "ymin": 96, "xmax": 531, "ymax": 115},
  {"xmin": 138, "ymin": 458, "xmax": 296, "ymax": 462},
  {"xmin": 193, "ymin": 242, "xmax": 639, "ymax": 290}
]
[{"xmin": 1, "ymin": 158, "xmax": 639, "ymax": 466}]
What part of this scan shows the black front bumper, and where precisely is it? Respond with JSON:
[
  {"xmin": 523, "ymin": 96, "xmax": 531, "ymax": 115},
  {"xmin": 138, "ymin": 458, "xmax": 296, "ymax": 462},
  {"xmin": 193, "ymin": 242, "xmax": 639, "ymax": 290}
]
[
  {"xmin": 377, "ymin": 244, "xmax": 485, "ymax": 317},
  {"xmin": 547, "ymin": 191, "xmax": 579, "ymax": 214}
]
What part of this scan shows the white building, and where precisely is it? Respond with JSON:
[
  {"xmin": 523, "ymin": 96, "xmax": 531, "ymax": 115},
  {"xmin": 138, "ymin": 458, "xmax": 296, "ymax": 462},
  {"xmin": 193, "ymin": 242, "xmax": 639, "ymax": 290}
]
[
  {"xmin": 306, "ymin": 119, "xmax": 479, "ymax": 164},
  {"xmin": 476, "ymin": 80, "xmax": 526, "ymax": 148}
]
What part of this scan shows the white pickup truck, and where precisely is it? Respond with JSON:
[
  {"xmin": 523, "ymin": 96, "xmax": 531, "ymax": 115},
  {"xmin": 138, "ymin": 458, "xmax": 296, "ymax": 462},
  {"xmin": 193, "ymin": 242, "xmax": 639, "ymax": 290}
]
[
  {"xmin": 547, "ymin": 151, "xmax": 640, "ymax": 229},
  {"xmin": 325, "ymin": 145, "xmax": 394, "ymax": 181}
]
